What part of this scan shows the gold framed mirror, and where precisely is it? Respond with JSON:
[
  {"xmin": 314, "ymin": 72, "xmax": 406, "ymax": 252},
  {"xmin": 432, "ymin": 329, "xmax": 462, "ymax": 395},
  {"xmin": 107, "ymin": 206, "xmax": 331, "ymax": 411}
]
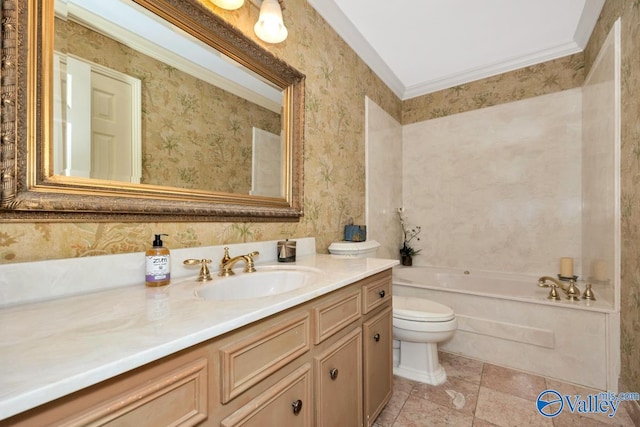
[{"xmin": 0, "ymin": 0, "xmax": 305, "ymax": 221}]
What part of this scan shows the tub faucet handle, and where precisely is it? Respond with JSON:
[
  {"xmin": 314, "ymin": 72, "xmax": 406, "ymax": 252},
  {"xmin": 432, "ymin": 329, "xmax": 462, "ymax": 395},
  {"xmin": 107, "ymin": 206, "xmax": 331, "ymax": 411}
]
[
  {"xmin": 547, "ymin": 283, "xmax": 561, "ymax": 300},
  {"xmin": 582, "ymin": 283, "xmax": 596, "ymax": 301},
  {"xmin": 566, "ymin": 279, "xmax": 580, "ymax": 301}
]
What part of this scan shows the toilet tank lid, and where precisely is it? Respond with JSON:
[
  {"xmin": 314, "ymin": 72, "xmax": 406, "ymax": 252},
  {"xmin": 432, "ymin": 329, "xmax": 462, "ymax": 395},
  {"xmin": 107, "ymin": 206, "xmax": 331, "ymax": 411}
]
[
  {"xmin": 393, "ymin": 296, "xmax": 455, "ymax": 322},
  {"xmin": 328, "ymin": 240, "xmax": 380, "ymax": 254}
]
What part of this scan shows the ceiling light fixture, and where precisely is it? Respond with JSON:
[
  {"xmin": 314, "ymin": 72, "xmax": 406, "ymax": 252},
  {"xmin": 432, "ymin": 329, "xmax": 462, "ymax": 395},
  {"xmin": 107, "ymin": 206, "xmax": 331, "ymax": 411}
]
[
  {"xmin": 254, "ymin": 0, "xmax": 288, "ymax": 44},
  {"xmin": 210, "ymin": 0, "xmax": 245, "ymax": 11}
]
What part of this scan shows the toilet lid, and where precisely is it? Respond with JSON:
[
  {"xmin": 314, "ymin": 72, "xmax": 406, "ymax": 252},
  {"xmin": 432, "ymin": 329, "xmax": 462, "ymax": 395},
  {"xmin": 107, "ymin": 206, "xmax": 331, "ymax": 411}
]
[
  {"xmin": 393, "ymin": 296, "xmax": 455, "ymax": 322},
  {"xmin": 328, "ymin": 240, "xmax": 380, "ymax": 255}
]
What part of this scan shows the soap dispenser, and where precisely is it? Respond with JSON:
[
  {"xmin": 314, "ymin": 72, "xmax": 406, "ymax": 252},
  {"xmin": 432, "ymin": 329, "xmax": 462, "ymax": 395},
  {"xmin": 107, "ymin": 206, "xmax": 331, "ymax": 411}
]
[{"xmin": 146, "ymin": 234, "xmax": 171, "ymax": 287}]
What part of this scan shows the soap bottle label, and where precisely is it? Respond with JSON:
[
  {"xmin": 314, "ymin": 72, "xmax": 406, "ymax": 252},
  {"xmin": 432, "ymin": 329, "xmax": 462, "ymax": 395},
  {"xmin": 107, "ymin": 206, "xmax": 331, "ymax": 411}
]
[{"xmin": 146, "ymin": 255, "xmax": 170, "ymax": 282}]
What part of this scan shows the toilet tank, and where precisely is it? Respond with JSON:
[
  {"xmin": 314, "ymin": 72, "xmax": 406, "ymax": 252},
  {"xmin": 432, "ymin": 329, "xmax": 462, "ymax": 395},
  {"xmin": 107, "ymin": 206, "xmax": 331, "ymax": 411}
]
[{"xmin": 328, "ymin": 240, "xmax": 380, "ymax": 258}]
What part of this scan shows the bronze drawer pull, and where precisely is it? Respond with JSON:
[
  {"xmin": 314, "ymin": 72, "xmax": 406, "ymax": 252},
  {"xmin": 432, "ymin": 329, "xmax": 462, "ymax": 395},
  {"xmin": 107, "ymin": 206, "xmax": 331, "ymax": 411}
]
[
  {"xmin": 292, "ymin": 399, "xmax": 303, "ymax": 415},
  {"xmin": 329, "ymin": 368, "xmax": 339, "ymax": 380}
]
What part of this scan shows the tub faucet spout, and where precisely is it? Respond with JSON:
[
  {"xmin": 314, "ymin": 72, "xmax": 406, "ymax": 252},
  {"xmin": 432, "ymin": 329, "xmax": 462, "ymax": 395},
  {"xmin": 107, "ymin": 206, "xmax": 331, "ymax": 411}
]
[{"xmin": 538, "ymin": 276, "xmax": 580, "ymax": 300}]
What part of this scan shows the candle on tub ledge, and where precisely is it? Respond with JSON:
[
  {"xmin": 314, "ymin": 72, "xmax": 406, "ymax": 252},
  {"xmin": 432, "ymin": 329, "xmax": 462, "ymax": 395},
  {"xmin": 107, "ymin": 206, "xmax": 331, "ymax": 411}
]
[{"xmin": 560, "ymin": 257, "xmax": 574, "ymax": 278}]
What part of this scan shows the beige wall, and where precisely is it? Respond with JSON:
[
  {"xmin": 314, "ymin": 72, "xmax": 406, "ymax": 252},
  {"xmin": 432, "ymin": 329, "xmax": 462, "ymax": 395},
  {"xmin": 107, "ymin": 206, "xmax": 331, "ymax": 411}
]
[
  {"xmin": 402, "ymin": 88, "xmax": 583, "ymax": 275},
  {"xmin": 583, "ymin": 0, "xmax": 640, "ymax": 401}
]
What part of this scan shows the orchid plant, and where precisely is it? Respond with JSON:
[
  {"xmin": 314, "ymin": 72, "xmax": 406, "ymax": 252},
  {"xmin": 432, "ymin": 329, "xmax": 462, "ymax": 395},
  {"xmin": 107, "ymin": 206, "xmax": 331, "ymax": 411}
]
[{"xmin": 398, "ymin": 208, "xmax": 422, "ymax": 257}]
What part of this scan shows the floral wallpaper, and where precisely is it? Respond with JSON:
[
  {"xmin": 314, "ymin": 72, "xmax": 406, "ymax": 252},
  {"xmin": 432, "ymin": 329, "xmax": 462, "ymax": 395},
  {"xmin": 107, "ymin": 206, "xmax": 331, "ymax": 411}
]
[
  {"xmin": 0, "ymin": 0, "xmax": 400, "ymax": 263},
  {"xmin": 583, "ymin": 0, "xmax": 640, "ymax": 406},
  {"xmin": 55, "ymin": 18, "xmax": 281, "ymax": 193},
  {"xmin": 402, "ymin": 53, "xmax": 584, "ymax": 125}
]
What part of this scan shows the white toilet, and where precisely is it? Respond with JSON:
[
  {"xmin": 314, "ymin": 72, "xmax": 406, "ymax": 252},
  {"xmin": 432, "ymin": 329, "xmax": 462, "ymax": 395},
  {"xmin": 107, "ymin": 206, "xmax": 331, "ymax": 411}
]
[
  {"xmin": 327, "ymin": 240, "xmax": 457, "ymax": 386},
  {"xmin": 392, "ymin": 296, "xmax": 457, "ymax": 385}
]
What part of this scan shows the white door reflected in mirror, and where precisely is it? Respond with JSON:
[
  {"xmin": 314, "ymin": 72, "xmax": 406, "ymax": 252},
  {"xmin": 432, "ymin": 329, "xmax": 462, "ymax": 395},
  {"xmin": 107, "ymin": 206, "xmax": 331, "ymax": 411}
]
[{"xmin": 53, "ymin": 53, "xmax": 142, "ymax": 183}]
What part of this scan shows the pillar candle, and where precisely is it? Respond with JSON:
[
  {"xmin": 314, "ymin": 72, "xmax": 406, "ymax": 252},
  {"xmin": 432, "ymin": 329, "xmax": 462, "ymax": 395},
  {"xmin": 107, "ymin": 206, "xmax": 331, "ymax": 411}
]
[{"xmin": 560, "ymin": 257, "xmax": 574, "ymax": 277}]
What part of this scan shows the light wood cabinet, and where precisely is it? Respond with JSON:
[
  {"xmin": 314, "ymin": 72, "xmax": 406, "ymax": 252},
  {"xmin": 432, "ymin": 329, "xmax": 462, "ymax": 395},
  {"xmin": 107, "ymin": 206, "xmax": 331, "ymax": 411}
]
[
  {"xmin": 2, "ymin": 269, "xmax": 392, "ymax": 427},
  {"xmin": 314, "ymin": 328, "xmax": 363, "ymax": 427},
  {"xmin": 221, "ymin": 364, "xmax": 312, "ymax": 427},
  {"xmin": 3, "ymin": 349, "xmax": 209, "ymax": 427},
  {"xmin": 363, "ymin": 306, "xmax": 393, "ymax": 426}
]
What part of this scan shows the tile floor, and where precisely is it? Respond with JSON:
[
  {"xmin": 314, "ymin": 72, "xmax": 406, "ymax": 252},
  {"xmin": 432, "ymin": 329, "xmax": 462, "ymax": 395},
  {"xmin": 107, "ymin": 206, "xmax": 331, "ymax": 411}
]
[{"xmin": 373, "ymin": 352, "xmax": 638, "ymax": 427}]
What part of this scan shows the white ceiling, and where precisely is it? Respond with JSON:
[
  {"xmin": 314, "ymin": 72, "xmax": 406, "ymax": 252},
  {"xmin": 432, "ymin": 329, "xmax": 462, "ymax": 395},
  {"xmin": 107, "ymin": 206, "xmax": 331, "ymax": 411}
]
[{"xmin": 307, "ymin": 0, "xmax": 605, "ymax": 100}]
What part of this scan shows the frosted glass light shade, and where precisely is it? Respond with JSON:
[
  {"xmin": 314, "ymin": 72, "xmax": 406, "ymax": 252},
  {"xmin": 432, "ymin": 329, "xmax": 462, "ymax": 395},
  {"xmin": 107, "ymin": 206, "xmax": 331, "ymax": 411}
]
[
  {"xmin": 211, "ymin": 0, "xmax": 244, "ymax": 10},
  {"xmin": 254, "ymin": 0, "xmax": 288, "ymax": 43}
]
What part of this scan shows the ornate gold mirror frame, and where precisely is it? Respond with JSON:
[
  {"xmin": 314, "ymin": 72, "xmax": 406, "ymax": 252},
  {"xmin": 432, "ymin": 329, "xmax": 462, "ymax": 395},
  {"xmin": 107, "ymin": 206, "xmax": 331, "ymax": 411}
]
[{"xmin": 0, "ymin": 0, "xmax": 305, "ymax": 221}]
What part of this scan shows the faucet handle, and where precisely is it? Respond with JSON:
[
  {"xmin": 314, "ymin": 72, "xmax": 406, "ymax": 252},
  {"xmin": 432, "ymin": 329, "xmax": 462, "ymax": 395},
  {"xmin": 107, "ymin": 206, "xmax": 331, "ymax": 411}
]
[
  {"xmin": 547, "ymin": 283, "xmax": 560, "ymax": 300},
  {"xmin": 243, "ymin": 251, "xmax": 260, "ymax": 273},
  {"xmin": 582, "ymin": 283, "xmax": 596, "ymax": 301},
  {"xmin": 221, "ymin": 247, "xmax": 231, "ymax": 265},
  {"xmin": 566, "ymin": 279, "xmax": 580, "ymax": 300},
  {"xmin": 183, "ymin": 259, "xmax": 213, "ymax": 281}
]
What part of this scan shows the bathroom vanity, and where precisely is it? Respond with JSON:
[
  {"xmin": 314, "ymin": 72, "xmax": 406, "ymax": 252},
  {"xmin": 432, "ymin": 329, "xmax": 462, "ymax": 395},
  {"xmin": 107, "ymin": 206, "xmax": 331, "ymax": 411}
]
[{"xmin": 0, "ymin": 241, "xmax": 396, "ymax": 427}]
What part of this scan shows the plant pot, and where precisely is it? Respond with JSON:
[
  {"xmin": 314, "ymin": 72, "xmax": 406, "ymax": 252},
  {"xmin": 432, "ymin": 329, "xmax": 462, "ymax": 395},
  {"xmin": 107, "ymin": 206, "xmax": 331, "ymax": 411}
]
[{"xmin": 401, "ymin": 255, "xmax": 413, "ymax": 266}]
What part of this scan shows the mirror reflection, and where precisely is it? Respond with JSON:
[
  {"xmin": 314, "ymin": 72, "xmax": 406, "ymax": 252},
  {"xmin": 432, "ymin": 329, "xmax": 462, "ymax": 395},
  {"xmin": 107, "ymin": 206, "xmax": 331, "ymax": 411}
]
[{"xmin": 53, "ymin": 0, "xmax": 285, "ymax": 196}]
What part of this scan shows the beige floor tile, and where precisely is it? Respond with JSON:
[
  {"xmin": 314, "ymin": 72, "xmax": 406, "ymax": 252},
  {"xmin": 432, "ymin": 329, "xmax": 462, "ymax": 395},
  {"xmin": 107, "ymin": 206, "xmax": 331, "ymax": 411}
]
[
  {"xmin": 393, "ymin": 394, "xmax": 474, "ymax": 427},
  {"xmin": 481, "ymin": 363, "xmax": 547, "ymax": 401},
  {"xmin": 374, "ymin": 387, "xmax": 411, "ymax": 427},
  {"xmin": 439, "ymin": 351, "xmax": 484, "ymax": 385},
  {"xmin": 411, "ymin": 375, "xmax": 480, "ymax": 416},
  {"xmin": 475, "ymin": 386, "xmax": 553, "ymax": 427},
  {"xmin": 394, "ymin": 375, "xmax": 419, "ymax": 394}
]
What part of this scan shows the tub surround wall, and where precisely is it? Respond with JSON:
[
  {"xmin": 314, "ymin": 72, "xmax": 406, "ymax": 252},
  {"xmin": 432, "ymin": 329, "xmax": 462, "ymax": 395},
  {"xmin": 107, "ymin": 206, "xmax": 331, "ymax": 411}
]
[
  {"xmin": 581, "ymin": 21, "xmax": 620, "ymax": 310},
  {"xmin": 365, "ymin": 97, "xmax": 403, "ymax": 259},
  {"xmin": 402, "ymin": 89, "xmax": 582, "ymax": 275}
]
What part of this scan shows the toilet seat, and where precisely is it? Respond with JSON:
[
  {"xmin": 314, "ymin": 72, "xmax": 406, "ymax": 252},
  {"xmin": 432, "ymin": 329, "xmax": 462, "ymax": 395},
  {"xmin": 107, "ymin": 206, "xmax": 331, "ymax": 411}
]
[{"xmin": 393, "ymin": 296, "xmax": 455, "ymax": 322}]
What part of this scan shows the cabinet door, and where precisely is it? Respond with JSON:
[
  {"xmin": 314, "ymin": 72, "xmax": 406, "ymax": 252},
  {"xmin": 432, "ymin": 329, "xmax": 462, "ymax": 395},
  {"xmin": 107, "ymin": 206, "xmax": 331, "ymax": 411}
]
[
  {"xmin": 314, "ymin": 328, "xmax": 363, "ymax": 427},
  {"xmin": 221, "ymin": 364, "xmax": 312, "ymax": 427},
  {"xmin": 363, "ymin": 306, "xmax": 392, "ymax": 426}
]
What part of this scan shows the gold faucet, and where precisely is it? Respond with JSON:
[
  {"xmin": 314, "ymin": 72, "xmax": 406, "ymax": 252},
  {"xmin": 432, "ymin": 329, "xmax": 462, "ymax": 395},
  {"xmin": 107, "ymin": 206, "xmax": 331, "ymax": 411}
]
[
  {"xmin": 219, "ymin": 247, "xmax": 260, "ymax": 277},
  {"xmin": 538, "ymin": 276, "xmax": 580, "ymax": 300}
]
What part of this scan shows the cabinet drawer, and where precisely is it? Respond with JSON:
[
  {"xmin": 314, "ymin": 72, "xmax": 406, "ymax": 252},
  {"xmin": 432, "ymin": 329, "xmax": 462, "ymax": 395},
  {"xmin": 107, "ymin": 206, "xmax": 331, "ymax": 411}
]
[
  {"xmin": 26, "ymin": 358, "xmax": 209, "ymax": 427},
  {"xmin": 221, "ymin": 312, "xmax": 311, "ymax": 403},
  {"xmin": 313, "ymin": 289, "xmax": 361, "ymax": 344},
  {"xmin": 361, "ymin": 271, "xmax": 392, "ymax": 314},
  {"xmin": 221, "ymin": 363, "xmax": 312, "ymax": 427}
]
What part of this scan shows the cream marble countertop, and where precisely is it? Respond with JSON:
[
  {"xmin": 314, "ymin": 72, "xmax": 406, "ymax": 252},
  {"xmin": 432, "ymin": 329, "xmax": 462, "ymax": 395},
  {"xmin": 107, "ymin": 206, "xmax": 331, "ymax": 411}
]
[{"xmin": 0, "ymin": 253, "xmax": 398, "ymax": 420}]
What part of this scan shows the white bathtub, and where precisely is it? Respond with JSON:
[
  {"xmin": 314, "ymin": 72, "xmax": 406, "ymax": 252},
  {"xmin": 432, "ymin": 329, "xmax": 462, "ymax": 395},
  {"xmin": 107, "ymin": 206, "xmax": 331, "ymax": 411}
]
[{"xmin": 392, "ymin": 266, "xmax": 619, "ymax": 391}]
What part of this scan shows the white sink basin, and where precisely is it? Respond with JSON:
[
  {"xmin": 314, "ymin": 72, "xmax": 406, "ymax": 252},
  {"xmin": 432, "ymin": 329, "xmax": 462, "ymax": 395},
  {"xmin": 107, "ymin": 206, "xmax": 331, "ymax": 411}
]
[{"xmin": 195, "ymin": 266, "xmax": 323, "ymax": 301}]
